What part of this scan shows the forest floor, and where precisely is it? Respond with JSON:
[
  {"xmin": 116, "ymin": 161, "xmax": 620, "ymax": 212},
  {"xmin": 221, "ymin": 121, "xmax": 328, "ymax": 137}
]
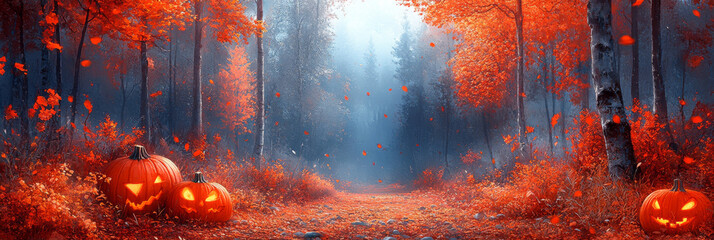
[{"xmin": 94, "ymin": 188, "xmax": 703, "ymax": 240}]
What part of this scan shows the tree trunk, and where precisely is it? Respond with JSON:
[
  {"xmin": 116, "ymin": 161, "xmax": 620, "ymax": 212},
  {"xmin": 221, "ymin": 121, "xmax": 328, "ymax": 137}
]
[
  {"xmin": 17, "ymin": 1, "xmax": 30, "ymax": 138},
  {"xmin": 650, "ymin": 0, "xmax": 671, "ymax": 137},
  {"xmin": 542, "ymin": 52, "xmax": 553, "ymax": 154},
  {"xmin": 70, "ymin": 9, "xmax": 90, "ymax": 127},
  {"xmin": 515, "ymin": 0, "xmax": 528, "ymax": 155},
  {"xmin": 140, "ymin": 40, "xmax": 150, "ymax": 142},
  {"xmin": 630, "ymin": 3, "xmax": 640, "ymax": 110},
  {"xmin": 252, "ymin": 0, "xmax": 265, "ymax": 170},
  {"xmin": 120, "ymin": 68, "xmax": 126, "ymax": 130},
  {"xmin": 481, "ymin": 111, "xmax": 495, "ymax": 169},
  {"xmin": 40, "ymin": 0, "xmax": 49, "ymax": 92},
  {"xmin": 443, "ymin": 98, "xmax": 451, "ymax": 177},
  {"xmin": 587, "ymin": 0, "xmax": 637, "ymax": 180},
  {"xmin": 168, "ymin": 26, "xmax": 174, "ymax": 136},
  {"xmin": 53, "ymin": 0, "xmax": 62, "ymax": 142},
  {"xmin": 192, "ymin": 0, "xmax": 204, "ymax": 138}
]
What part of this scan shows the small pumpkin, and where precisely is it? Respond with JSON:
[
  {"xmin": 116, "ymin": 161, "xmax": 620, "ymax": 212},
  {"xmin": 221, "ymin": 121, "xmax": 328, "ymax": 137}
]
[
  {"xmin": 639, "ymin": 179, "xmax": 713, "ymax": 234},
  {"xmin": 101, "ymin": 145, "xmax": 182, "ymax": 215},
  {"xmin": 167, "ymin": 172, "xmax": 233, "ymax": 222}
]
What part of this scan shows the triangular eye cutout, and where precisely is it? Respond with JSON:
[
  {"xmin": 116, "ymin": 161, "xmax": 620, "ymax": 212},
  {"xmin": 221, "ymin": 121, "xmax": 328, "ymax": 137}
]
[
  {"xmin": 652, "ymin": 200, "xmax": 661, "ymax": 210},
  {"xmin": 681, "ymin": 200, "xmax": 696, "ymax": 210},
  {"xmin": 125, "ymin": 183, "xmax": 143, "ymax": 197},
  {"xmin": 205, "ymin": 190, "xmax": 218, "ymax": 202},
  {"xmin": 182, "ymin": 187, "xmax": 195, "ymax": 201},
  {"xmin": 154, "ymin": 176, "xmax": 163, "ymax": 184}
]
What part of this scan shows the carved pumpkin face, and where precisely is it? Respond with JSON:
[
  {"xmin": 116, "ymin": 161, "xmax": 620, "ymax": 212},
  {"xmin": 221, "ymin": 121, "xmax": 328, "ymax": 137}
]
[
  {"xmin": 639, "ymin": 179, "xmax": 713, "ymax": 234},
  {"xmin": 101, "ymin": 145, "xmax": 181, "ymax": 215},
  {"xmin": 167, "ymin": 172, "xmax": 233, "ymax": 222}
]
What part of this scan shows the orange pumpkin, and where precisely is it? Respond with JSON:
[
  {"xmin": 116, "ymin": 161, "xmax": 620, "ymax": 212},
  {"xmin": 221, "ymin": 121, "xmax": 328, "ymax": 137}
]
[
  {"xmin": 639, "ymin": 179, "xmax": 713, "ymax": 234},
  {"xmin": 101, "ymin": 145, "xmax": 181, "ymax": 215},
  {"xmin": 167, "ymin": 172, "xmax": 233, "ymax": 222}
]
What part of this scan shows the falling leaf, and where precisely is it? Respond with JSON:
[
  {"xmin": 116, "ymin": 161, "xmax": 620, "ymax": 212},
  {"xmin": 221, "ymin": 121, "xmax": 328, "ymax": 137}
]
[
  {"xmin": 691, "ymin": 116, "xmax": 703, "ymax": 123},
  {"xmin": 275, "ymin": 121, "xmax": 279, "ymax": 126},
  {"xmin": 441, "ymin": 106, "xmax": 445, "ymax": 112},
  {"xmin": 378, "ymin": 179, "xmax": 382, "ymax": 183},
  {"xmin": 491, "ymin": 158, "xmax": 495, "ymax": 165},
  {"xmin": 429, "ymin": 42, "xmax": 435, "ymax": 47},
  {"xmin": 429, "ymin": 117, "xmax": 433, "ymax": 121},
  {"xmin": 384, "ymin": 114, "xmax": 388, "ymax": 118},
  {"xmin": 401, "ymin": 86, "xmax": 408, "ymax": 92},
  {"xmin": 192, "ymin": 150, "xmax": 202, "ymax": 157},
  {"xmin": 526, "ymin": 126, "xmax": 534, "ymax": 134},
  {"xmin": 416, "ymin": 144, "xmax": 420, "ymax": 147},
  {"xmin": 324, "ymin": 153, "xmax": 329, "ymax": 157},
  {"xmin": 632, "ymin": 0, "xmax": 644, "ymax": 6},
  {"xmin": 366, "ymin": 92, "xmax": 370, "ymax": 96},
  {"xmin": 90, "ymin": 37, "xmax": 102, "ymax": 45},
  {"xmin": 683, "ymin": 156, "xmax": 695, "ymax": 164},
  {"xmin": 14, "ymin": 63, "xmax": 27, "ymax": 74},
  {"xmin": 372, "ymin": 162, "xmax": 375, "ymax": 166},
  {"xmin": 693, "ymin": 9, "xmax": 700, "ymax": 17},
  {"xmin": 612, "ymin": 115, "xmax": 621, "ymax": 124},
  {"xmin": 551, "ymin": 113, "xmax": 561, "ymax": 127},
  {"xmin": 362, "ymin": 150, "xmax": 367, "ymax": 156},
  {"xmin": 67, "ymin": 95, "xmax": 74, "ymax": 103},
  {"xmin": 377, "ymin": 143, "xmax": 382, "ymax": 149},
  {"xmin": 81, "ymin": 60, "xmax": 91, "ymax": 67},
  {"xmin": 520, "ymin": 92, "xmax": 526, "ymax": 97},
  {"xmin": 275, "ymin": 92, "xmax": 281, "ymax": 98},
  {"xmin": 618, "ymin": 35, "xmax": 635, "ymax": 45},
  {"xmin": 551, "ymin": 215, "xmax": 560, "ymax": 224},
  {"xmin": 574, "ymin": 190, "xmax": 583, "ymax": 197},
  {"xmin": 209, "ymin": 79, "xmax": 215, "ymax": 84},
  {"xmin": 4, "ymin": 105, "xmax": 18, "ymax": 120},
  {"xmin": 184, "ymin": 143, "xmax": 189, "ymax": 151},
  {"xmin": 679, "ymin": 99, "xmax": 686, "ymax": 106},
  {"xmin": 304, "ymin": 131, "xmax": 310, "ymax": 135},
  {"xmin": 150, "ymin": 91, "xmax": 162, "ymax": 98},
  {"xmin": 344, "ymin": 96, "xmax": 349, "ymax": 101},
  {"xmin": 84, "ymin": 99, "xmax": 93, "ymax": 114},
  {"xmin": 388, "ymin": 88, "xmax": 392, "ymax": 91},
  {"xmin": 46, "ymin": 42, "xmax": 63, "ymax": 52},
  {"xmin": 335, "ymin": 179, "xmax": 339, "ymax": 183},
  {"xmin": 173, "ymin": 136, "xmax": 179, "ymax": 143}
]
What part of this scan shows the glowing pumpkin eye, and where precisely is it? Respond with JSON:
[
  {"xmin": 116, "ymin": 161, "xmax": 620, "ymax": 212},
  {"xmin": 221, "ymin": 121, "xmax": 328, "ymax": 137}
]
[
  {"xmin": 681, "ymin": 200, "xmax": 696, "ymax": 210},
  {"xmin": 182, "ymin": 188, "xmax": 195, "ymax": 201},
  {"xmin": 125, "ymin": 183, "xmax": 143, "ymax": 197},
  {"xmin": 154, "ymin": 176, "xmax": 163, "ymax": 184},
  {"xmin": 652, "ymin": 200, "xmax": 661, "ymax": 210},
  {"xmin": 205, "ymin": 191, "xmax": 218, "ymax": 202}
]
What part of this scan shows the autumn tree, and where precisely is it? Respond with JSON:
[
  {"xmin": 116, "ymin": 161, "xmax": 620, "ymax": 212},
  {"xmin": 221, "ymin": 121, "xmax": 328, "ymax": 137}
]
[
  {"xmin": 587, "ymin": 0, "xmax": 636, "ymax": 179},
  {"xmin": 188, "ymin": 0, "xmax": 261, "ymax": 139}
]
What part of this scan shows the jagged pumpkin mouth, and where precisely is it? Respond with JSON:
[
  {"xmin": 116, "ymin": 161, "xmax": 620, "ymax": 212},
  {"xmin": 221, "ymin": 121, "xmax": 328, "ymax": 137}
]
[
  {"xmin": 652, "ymin": 216, "xmax": 693, "ymax": 228},
  {"xmin": 125, "ymin": 191, "xmax": 162, "ymax": 210},
  {"xmin": 179, "ymin": 204, "xmax": 224, "ymax": 214}
]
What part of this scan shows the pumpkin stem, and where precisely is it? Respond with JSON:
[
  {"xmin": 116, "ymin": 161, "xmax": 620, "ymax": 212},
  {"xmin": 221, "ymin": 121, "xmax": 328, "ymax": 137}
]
[
  {"xmin": 129, "ymin": 145, "xmax": 151, "ymax": 160},
  {"xmin": 192, "ymin": 172, "xmax": 208, "ymax": 183},
  {"xmin": 670, "ymin": 178, "xmax": 686, "ymax": 192}
]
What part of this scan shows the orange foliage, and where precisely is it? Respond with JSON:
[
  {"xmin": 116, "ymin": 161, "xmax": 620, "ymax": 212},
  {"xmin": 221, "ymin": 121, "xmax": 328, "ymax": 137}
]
[
  {"xmin": 413, "ymin": 168, "xmax": 444, "ymax": 190},
  {"xmin": 213, "ymin": 46, "xmax": 255, "ymax": 133}
]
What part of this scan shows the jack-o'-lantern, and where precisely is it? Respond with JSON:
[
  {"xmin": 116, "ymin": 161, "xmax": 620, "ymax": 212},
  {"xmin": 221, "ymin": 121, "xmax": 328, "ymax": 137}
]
[
  {"xmin": 101, "ymin": 145, "xmax": 181, "ymax": 215},
  {"xmin": 166, "ymin": 172, "xmax": 233, "ymax": 222},
  {"xmin": 639, "ymin": 179, "xmax": 713, "ymax": 234}
]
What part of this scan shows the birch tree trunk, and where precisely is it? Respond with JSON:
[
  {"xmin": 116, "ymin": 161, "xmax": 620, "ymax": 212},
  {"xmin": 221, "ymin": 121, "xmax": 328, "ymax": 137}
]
[
  {"xmin": 252, "ymin": 0, "xmax": 265, "ymax": 170},
  {"xmin": 192, "ymin": 0, "xmax": 204, "ymax": 138},
  {"xmin": 140, "ymin": 39, "xmax": 150, "ymax": 142},
  {"xmin": 587, "ymin": 0, "xmax": 637, "ymax": 180}
]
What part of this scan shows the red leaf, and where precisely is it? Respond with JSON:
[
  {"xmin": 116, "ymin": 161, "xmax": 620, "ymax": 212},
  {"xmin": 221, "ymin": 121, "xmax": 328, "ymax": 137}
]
[
  {"xmin": 275, "ymin": 92, "xmax": 281, "ymax": 98},
  {"xmin": 388, "ymin": 88, "xmax": 392, "ymax": 91},
  {"xmin": 344, "ymin": 96, "xmax": 349, "ymax": 101},
  {"xmin": 679, "ymin": 99, "xmax": 686, "ymax": 106},
  {"xmin": 401, "ymin": 86, "xmax": 408, "ymax": 92},
  {"xmin": 184, "ymin": 143, "xmax": 190, "ymax": 151},
  {"xmin": 362, "ymin": 150, "xmax": 367, "ymax": 156},
  {"xmin": 84, "ymin": 99, "xmax": 93, "ymax": 114},
  {"xmin": 683, "ymin": 156, "xmax": 695, "ymax": 164},
  {"xmin": 67, "ymin": 96, "xmax": 74, "ymax": 103},
  {"xmin": 618, "ymin": 35, "xmax": 635, "ymax": 45},
  {"xmin": 324, "ymin": 153, "xmax": 329, "ymax": 157},
  {"xmin": 304, "ymin": 131, "xmax": 310, "ymax": 135},
  {"xmin": 81, "ymin": 60, "xmax": 91, "ymax": 67},
  {"xmin": 551, "ymin": 113, "xmax": 561, "ymax": 127},
  {"xmin": 551, "ymin": 215, "xmax": 560, "ymax": 224},
  {"xmin": 691, "ymin": 116, "xmax": 703, "ymax": 123},
  {"xmin": 150, "ymin": 91, "xmax": 163, "ymax": 98},
  {"xmin": 429, "ymin": 42, "xmax": 435, "ymax": 47},
  {"xmin": 573, "ymin": 190, "xmax": 583, "ymax": 197},
  {"xmin": 366, "ymin": 92, "xmax": 370, "ymax": 96},
  {"xmin": 693, "ymin": 9, "xmax": 700, "ymax": 17},
  {"xmin": 632, "ymin": 0, "xmax": 644, "ymax": 6},
  {"xmin": 173, "ymin": 136, "xmax": 179, "ymax": 143},
  {"xmin": 90, "ymin": 37, "xmax": 102, "ymax": 45},
  {"xmin": 377, "ymin": 143, "xmax": 382, "ymax": 149},
  {"xmin": 4, "ymin": 105, "xmax": 18, "ymax": 120},
  {"xmin": 612, "ymin": 115, "xmax": 621, "ymax": 124}
]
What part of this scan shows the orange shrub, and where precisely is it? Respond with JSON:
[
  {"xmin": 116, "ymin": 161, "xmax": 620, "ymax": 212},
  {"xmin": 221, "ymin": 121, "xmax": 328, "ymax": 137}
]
[{"xmin": 414, "ymin": 168, "xmax": 444, "ymax": 190}]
